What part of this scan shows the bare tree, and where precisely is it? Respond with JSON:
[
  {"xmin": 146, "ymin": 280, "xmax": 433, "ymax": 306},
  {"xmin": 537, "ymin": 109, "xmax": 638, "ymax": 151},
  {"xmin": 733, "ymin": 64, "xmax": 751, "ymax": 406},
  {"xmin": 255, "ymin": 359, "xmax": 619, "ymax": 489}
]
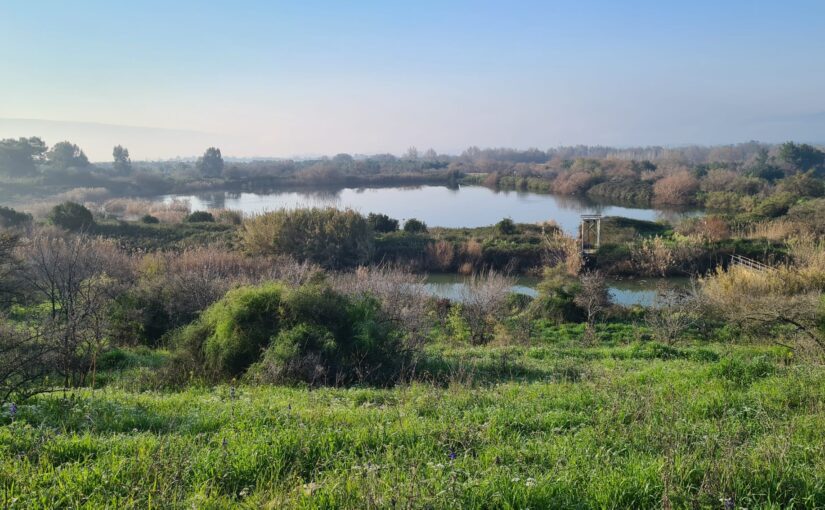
[
  {"xmin": 646, "ymin": 281, "xmax": 701, "ymax": 344},
  {"xmin": 0, "ymin": 318, "xmax": 55, "ymax": 402},
  {"xmin": 574, "ymin": 271, "xmax": 610, "ymax": 335},
  {"xmin": 17, "ymin": 228, "xmax": 132, "ymax": 390},
  {"xmin": 458, "ymin": 270, "xmax": 515, "ymax": 344},
  {"xmin": 0, "ymin": 231, "xmax": 20, "ymax": 307}
]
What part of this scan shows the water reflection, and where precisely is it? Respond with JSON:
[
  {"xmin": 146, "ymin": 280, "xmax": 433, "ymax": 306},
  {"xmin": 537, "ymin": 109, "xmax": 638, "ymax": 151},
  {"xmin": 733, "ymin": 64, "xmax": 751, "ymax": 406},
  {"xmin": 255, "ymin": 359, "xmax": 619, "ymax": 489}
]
[{"xmin": 161, "ymin": 185, "xmax": 700, "ymax": 234}]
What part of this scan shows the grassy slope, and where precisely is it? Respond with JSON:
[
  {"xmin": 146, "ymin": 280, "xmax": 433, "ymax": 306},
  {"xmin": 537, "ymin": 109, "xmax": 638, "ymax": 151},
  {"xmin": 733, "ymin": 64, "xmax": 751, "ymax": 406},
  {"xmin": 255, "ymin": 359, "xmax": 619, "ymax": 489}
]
[{"xmin": 1, "ymin": 332, "xmax": 823, "ymax": 509}]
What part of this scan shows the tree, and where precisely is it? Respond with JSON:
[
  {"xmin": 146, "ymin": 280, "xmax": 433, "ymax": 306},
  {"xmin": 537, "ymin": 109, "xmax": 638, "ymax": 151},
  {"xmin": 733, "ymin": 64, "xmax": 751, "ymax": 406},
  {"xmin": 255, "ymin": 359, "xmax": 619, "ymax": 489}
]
[
  {"xmin": 653, "ymin": 170, "xmax": 699, "ymax": 205},
  {"xmin": 18, "ymin": 229, "xmax": 131, "ymax": 390},
  {"xmin": 574, "ymin": 271, "xmax": 610, "ymax": 335},
  {"xmin": 0, "ymin": 232, "xmax": 20, "ymax": 307},
  {"xmin": 495, "ymin": 218, "xmax": 517, "ymax": 235},
  {"xmin": 778, "ymin": 142, "xmax": 825, "ymax": 173},
  {"xmin": 403, "ymin": 218, "xmax": 427, "ymax": 233},
  {"xmin": 366, "ymin": 213, "xmax": 399, "ymax": 233},
  {"xmin": 0, "ymin": 137, "xmax": 46, "ymax": 177},
  {"xmin": 112, "ymin": 145, "xmax": 132, "ymax": 174},
  {"xmin": 46, "ymin": 141, "xmax": 89, "ymax": 170},
  {"xmin": 0, "ymin": 206, "xmax": 32, "ymax": 228},
  {"xmin": 48, "ymin": 202, "xmax": 94, "ymax": 231},
  {"xmin": 0, "ymin": 319, "xmax": 54, "ymax": 403},
  {"xmin": 196, "ymin": 147, "xmax": 224, "ymax": 177}
]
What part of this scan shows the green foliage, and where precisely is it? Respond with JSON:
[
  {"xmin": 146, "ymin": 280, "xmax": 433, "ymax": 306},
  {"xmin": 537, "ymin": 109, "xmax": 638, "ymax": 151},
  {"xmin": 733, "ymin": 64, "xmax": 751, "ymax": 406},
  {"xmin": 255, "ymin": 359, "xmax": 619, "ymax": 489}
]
[
  {"xmin": 0, "ymin": 137, "xmax": 46, "ymax": 177},
  {"xmin": 778, "ymin": 141, "xmax": 825, "ymax": 173},
  {"xmin": 528, "ymin": 267, "xmax": 583, "ymax": 323},
  {"xmin": 112, "ymin": 145, "xmax": 132, "ymax": 174},
  {"xmin": 176, "ymin": 282, "xmax": 406, "ymax": 384},
  {"xmin": 46, "ymin": 141, "xmax": 89, "ymax": 170},
  {"xmin": 403, "ymin": 217, "xmax": 428, "ymax": 233},
  {"xmin": 494, "ymin": 217, "xmax": 517, "ymax": 235},
  {"xmin": 710, "ymin": 355, "xmax": 776, "ymax": 386},
  {"xmin": 196, "ymin": 147, "xmax": 224, "ymax": 177},
  {"xmin": 0, "ymin": 206, "xmax": 32, "ymax": 228},
  {"xmin": 366, "ymin": 212, "xmax": 399, "ymax": 233},
  {"xmin": 186, "ymin": 283, "xmax": 287, "ymax": 377},
  {"xmin": 184, "ymin": 211, "xmax": 215, "ymax": 223},
  {"xmin": 139, "ymin": 214, "xmax": 160, "ymax": 224},
  {"xmin": 48, "ymin": 201, "xmax": 94, "ymax": 230},
  {"xmin": 242, "ymin": 208, "xmax": 373, "ymax": 268}
]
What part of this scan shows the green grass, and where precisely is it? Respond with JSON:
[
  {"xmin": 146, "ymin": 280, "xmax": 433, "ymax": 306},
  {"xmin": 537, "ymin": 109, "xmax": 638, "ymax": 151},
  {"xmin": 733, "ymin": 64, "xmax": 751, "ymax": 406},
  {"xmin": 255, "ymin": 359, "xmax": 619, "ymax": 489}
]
[{"xmin": 1, "ymin": 339, "xmax": 823, "ymax": 509}]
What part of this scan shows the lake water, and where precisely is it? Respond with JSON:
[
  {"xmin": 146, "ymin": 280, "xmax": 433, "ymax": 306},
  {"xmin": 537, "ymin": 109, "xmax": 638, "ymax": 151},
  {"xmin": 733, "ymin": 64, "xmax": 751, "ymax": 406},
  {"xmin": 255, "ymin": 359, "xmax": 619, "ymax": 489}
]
[
  {"xmin": 424, "ymin": 274, "xmax": 690, "ymax": 307},
  {"xmin": 162, "ymin": 185, "xmax": 696, "ymax": 234}
]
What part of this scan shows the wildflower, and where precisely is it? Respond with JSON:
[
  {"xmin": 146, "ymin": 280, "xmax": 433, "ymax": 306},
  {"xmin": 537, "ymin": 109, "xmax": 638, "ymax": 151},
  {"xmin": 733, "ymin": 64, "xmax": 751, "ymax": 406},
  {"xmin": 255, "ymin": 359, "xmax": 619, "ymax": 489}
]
[
  {"xmin": 511, "ymin": 477, "xmax": 521, "ymax": 483},
  {"xmin": 449, "ymin": 451, "xmax": 457, "ymax": 461},
  {"xmin": 8, "ymin": 402, "xmax": 17, "ymax": 420},
  {"xmin": 720, "ymin": 497, "xmax": 735, "ymax": 510},
  {"xmin": 525, "ymin": 478, "xmax": 537, "ymax": 488},
  {"xmin": 230, "ymin": 385, "xmax": 236, "ymax": 400}
]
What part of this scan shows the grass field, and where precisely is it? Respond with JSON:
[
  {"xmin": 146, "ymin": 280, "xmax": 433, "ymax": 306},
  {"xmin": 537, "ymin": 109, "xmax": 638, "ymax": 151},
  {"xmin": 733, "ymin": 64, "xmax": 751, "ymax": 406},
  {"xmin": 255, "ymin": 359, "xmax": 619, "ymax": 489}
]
[{"xmin": 1, "ymin": 333, "xmax": 823, "ymax": 509}]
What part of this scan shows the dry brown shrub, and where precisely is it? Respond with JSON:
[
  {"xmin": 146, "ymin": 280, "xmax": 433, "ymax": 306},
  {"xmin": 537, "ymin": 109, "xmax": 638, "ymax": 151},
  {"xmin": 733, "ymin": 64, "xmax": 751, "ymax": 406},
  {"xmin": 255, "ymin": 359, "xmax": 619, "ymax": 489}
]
[
  {"xmin": 458, "ymin": 262, "xmax": 474, "ymax": 275},
  {"xmin": 457, "ymin": 270, "xmax": 515, "ymax": 344},
  {"xmin": 553, "ymin": 171, "xmax": 595, "ymax": 195},
  {"xmin": 426, "ymin": 240, "xmax": 455, "ymax": 271},
  {"xmin": 740, "ymin": 220, "xmax": 807, "ymax": 241},
  {"xmin": 678, "ymin": 216, "xmax": 730, "ymax": 242},
  {"xmin": 653, "ymin": 170, "xmax": 699, "ymax": 205}
]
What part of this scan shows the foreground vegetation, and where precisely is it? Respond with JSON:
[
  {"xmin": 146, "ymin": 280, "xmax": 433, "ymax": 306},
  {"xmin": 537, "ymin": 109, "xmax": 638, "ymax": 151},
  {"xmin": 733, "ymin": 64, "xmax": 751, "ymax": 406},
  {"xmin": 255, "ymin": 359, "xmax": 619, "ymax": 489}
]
[{"xmin": 2, "ymin": 337, "xmax": 823, "ymax": 508}]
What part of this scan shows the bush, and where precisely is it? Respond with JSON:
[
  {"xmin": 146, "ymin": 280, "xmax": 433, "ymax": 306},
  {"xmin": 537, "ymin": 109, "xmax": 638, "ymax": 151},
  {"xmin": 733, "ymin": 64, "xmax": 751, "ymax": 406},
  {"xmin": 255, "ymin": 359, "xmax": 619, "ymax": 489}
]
[
  {"xmin": 177, "ymin": 282, "xmax": 408, "ymax": 385},
  {"xmin": 242, "ymin": 208, "xmax": 373, "ymax": 268},
  {"xmin": 140, "ymin": 214, "xmax": 160, "ymax": 224},
  {"xmin": 0, "ymin": 206, "xmax": 32, "ymax": 228},
  {"xmin": 367, "ymin": 213, "xmax": 399, "ymax": 233},
  {"xmin": 184, "ymin": 211, "xmax": 215, "ymax": 223},
  {"xmin": 177, "ymin": 283, "xmax": 287, "ymax": 377},
  {"xmin": 403, "ymin": 218, "xmax": 428, "ymax": 233},
  {"xmin": 495, "ymin": 218, "xmax": 517, "ymax": 235},
  {"xmin": 48, "ymin": 201, "xmax": 94, "ymax": 231}
]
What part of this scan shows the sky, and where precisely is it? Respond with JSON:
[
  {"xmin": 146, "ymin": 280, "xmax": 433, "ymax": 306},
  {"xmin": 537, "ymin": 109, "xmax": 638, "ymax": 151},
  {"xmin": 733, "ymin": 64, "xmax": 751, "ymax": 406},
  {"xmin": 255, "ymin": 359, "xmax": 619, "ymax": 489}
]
[{"xmin": 1, "ymin": 0, "xmax": 824, "ymax": 160}]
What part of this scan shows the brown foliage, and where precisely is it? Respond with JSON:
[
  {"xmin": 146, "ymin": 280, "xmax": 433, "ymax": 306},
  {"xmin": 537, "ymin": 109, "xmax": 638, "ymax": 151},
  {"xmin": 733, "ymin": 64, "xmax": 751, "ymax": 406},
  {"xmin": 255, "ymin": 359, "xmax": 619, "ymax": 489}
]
[{"xmin": 653, "ymin": 171, "xmax": 699, "ymax": 205}]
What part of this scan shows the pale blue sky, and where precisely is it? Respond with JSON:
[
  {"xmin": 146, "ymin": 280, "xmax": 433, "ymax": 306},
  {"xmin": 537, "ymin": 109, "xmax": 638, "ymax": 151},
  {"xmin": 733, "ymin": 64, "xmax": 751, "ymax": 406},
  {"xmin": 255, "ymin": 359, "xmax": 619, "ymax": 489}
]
[{"xmin": 1, "ymin": 0, "xmax": 824, "ymax": 159}]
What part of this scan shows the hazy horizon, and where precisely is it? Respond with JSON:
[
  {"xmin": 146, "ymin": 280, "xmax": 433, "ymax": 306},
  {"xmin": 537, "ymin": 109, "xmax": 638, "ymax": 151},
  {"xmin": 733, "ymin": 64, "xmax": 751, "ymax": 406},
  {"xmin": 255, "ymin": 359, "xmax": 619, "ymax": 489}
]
[{"xmin": 3, "ymin": 1, "xmax": 825, "ymax": 160}]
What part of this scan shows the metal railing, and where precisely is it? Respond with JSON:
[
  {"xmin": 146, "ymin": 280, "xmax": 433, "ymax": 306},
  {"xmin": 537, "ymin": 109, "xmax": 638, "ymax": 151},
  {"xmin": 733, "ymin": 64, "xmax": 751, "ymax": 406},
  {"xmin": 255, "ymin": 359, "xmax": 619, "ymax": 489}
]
[{"xmin": 730, "ymin": 254, "xmax": 772, "ymax": 272}]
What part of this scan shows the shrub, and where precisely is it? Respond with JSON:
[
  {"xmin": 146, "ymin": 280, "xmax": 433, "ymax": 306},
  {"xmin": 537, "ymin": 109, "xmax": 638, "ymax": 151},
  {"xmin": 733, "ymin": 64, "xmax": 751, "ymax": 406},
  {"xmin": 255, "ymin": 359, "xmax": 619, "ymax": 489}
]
[
  {"xmin": 140, "ymin": 214, "xmax": 160, "ymax": 224},
  {"xmin": 48, "ymin": 201, "xmax": 94, "ymax": 230},
  {"xmin": 0, "ymin": 206, "xmax": 32, "ymax": 228},
  {"xmin": 177, "ymin": 283, "xmax": 287, "ymax": 377},
  {"xmin": 403, "ymin": 218, "xmax": 427, "ymax": 233},
  {"xmin": 242, "ymin": 208, "xmax": 373, "ymax": 268},
  {"xmin": 653, "ymin": 171, "xmax": 699, "ymax": 205},
  {"xmin": 176, "ymin": 281, "xmax": 408, "ymax": 384},
  {"xmin": 367, "ymin": 213, "xmax": 399, "ymax": 233},
  {"xmin": 495, "ymin": 218, "xmax": 517, "ymax": 235},
  {"xmin": 184, "ymin": 211, "xmax": 215, "ymax": 223}
]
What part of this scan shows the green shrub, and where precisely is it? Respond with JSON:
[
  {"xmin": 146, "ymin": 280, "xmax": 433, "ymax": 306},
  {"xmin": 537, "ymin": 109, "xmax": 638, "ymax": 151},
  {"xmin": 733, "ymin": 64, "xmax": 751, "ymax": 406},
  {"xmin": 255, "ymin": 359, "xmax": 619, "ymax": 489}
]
[
  {"xmin": 48, "ymin": 201, "xmax": 94, "ymax": 230},
  {"xmin": 242, "ymin": 208, "xmax": 373, "ymax": 268},
  {"xmin": 495, "ymin": 218, "xmax": 517, "ymax": 235},
  {"xmin": 140, "ymin": 214, "xmax": 160, "ymax": 224},
  {"xmin": 403, "ymin": 218, "xmax": 427, "ymax": 233},
  {"xmin": 177, "ymin": 282, "xmax": 407, "ymax": 384},
  {"xmin": 184, "ymin": 211, "xmax": 215, "ymax": 223},
  {"xmin": 367, "ymin": 213, "xmax": 399, "ymax": 233},
  {"xmin": 0, "ymin": 206, "xmax": 32, "ymax": 228}
]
